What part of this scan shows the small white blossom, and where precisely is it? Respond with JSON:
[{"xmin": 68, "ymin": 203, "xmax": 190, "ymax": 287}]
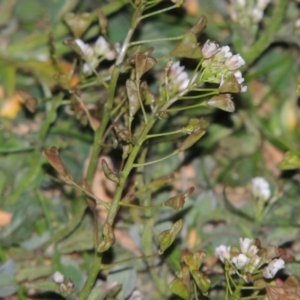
[
  {"xmin": 263, "ymin": 258, "xmax": 285, "ymax": 279},
  {"xmin": 169, "ymin": 61, "xmax": 190, "ymax": 92},
  {"xmin": 257, "ymin": 0, "xmax": 271, "ymax": 10},
  {"xmin": 232, "ymin": 253, "xmax": 249, "ymax": 269},
  {"xmin": 295, "ymin": 19, "xmax": 300, "ymax": 28},
  {"xmin": 94, "ymin": 36, "xmax": 117, "ymax": 60},
  {"xmin": 241, "ymin": 85, "xmax": 247, "ymax": 92},
  {"xmin": 239, "ymin": 238, "xmax": 259, "ymax": 257},
  {"xmin": 251, "ymin": 177, "xmax": 271, "ymax": 200},
  {"xmin": 215, "ymin": 245, "xmax": 231, "ymax": 263},
  {"xmin": 53, "ymin": 271, "xmax": 64, "ymax": 284},
  {"xmin": 225, "ymin": 54, "xmax": 245, "ymax": 70},
  {"xmin": 236, "ymin": 0, "xmax": 246, "ymax": 7},
  {"xmin": 74, "ymin": 39, "xmax": 94, "ymax": 60},
  {"xmin": 202, "ymin": 40, "xmax": 219, "ymax": 58},
  {"xmin": 251, "ymin": 8, "xmax": 263, "ymax": 22}
]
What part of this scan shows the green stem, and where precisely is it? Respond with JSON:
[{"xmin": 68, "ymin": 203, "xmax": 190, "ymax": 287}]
[
  {"xmin": 129, "ymin": 35, "xmax": 183, "ymax": 46},
  {"xmin": 71, "ymin": 182, "xmax": 110, "ymax": 209},
  {"xmin": 139, "ymin": 4, "xmax": 178, "ymax": 21},
  {"xmin": 132, "ymin": 150, "xmax": 179, "ymax": 167},
  {"xmin": 101, "ymin": 253, "xmax": 158, "ymax": 270},
  {"xmin": 146, "ymin": 128, "xmax": 183, "ymax": 139},
  {"xmin": 78, "ymin": 4, "xmax": 145, "ymax": 299},
  {"xmin": 241, "ymin": 0, "xmax": 288, "ymax": 66},
  {"xmin": 5, "ymin": 0, "xmax": 130, "ymax": 54}
]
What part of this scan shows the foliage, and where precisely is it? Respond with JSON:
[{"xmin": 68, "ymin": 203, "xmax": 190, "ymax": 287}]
[{"xmin": 1, "ymin": 0, "xmax": 300, "ymax": 299}]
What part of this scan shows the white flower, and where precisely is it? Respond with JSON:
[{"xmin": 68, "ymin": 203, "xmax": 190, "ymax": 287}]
[
  {"xmin": 215, "ymin": 245, "xmax": 231, "ymax": 263},
  {"xmin": 257, "ymin": 0, "xmax": 271, "ymax": 10},
  {"xmin": 239, "ymin": 238, "xmax": 259, "ymax": 257},
  {"xmin": 225, "ymin": 54, "xmax": 245, "ymax": 70},
  {"xmin": 169, "ymin": 61, "xmax": 190, "ymax": 92},
  {"xmin": 236, "ymin": 0, "xmax": 246, "ymax": 7},
  {"xmin": 232, "ymin": 253, "xmax": 249, "ymax": 269},
  {"xmin": 251, "ymin": 8, "xmax": 263, "ymax": 22},
  {"xmin": 94, "ymin": 36, "xmax": 116, "ymax": 60},
  {"xmin": 53, "ymin": 271, "xmax": 64, "ymax": 283},
  {"xmin": 241, "ymin": 85, "xmax": 247, "ymax": 92},
  {"xmin": 240, "ymin": 238, "xmax": 253, "ymax": 253},
  {"xmin": 234, "ymin": 71, "xmax": 244, "ymax": 84},
  {"xmin": 202, "ymin": 40, "xmax": 219, "ymax": 58},
  {"xmin": 263, "ymin": 258, "xmax": 285, "ymax": 279},
  {"xmin": 251, "ymin": 177, "xmax": 271, "ymax": 200},
  {"xmin": 74, "ymin": 39, "xmax": 94, "ymax": 60},
  {"xmin": 218, "ymin": 46, "xmax": 232, "ymax": 59}
]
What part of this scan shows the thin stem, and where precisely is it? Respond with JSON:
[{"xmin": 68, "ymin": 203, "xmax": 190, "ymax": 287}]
[
  {"xmin": 146, "ymin": 128, "xmax": 183, "ymax": 139},
  {"xmin": 139, "ymin": 4, "xmax": 178, "ymax": 21},
  {"xmin": 136, "ymin": 80, "xmax": 148, "ymax": 124},
  {"xmin": 166, "ymin": 102, "xmax": 206, "ymax": 112},
  {"xmin": 73, "ymin": 94, "xmax": 97, "ymax": 131},
  {"xmin": 119, "ymin": 201, "xmax": 162, "ymax": 209},
  {"xmin": 100, "ymin": 253, "xmax": 158, "ymax": 270},
  {"xmin": 132, "ymin": 150, "xmax": 179, "ymax": 167},
  {"xmin": 241, "ymin": 0, "xmax": 288, "ymax": 66},
  {"xmin": 78, "ymin": 4, "xmax": 146, "ymax": 299},
  {"xmin": 71, "ymin": 182, "xmax": 110, "ymax": 210},
  {"xmin": 129, "ymin": 35, "xmax": 183, "ymax": 46}
]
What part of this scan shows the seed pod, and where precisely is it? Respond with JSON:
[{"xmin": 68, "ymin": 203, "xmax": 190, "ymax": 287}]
[
  {"xmin": 208, "ymin": 94, "xmax": 235, "ymax": 112},
  {"xmin": 158, "ymin": 219, "xmax": 183, "ymax": 254},
  {"xmin": 101, "ymin": 159, "xmax": 119, "ymax": 184},
  {"xmin": 179, "ymin": 130, "xmax": 205, "ymax": 151},
  {"xmin": 97, "ymin": 222, "xmax": 115, "ymax": 253},
  {"xmin": 64, "ymin": 13, "xmax": 94, "ymax": 38},
  {"xmin": 42, "ymin": 147, "xmax": 73, "ymax": 183}
]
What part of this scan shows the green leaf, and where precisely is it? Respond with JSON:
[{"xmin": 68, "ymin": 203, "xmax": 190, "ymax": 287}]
[{"xmin": 278, "ymin": 152, "xmax": 300, "ymax": 170}]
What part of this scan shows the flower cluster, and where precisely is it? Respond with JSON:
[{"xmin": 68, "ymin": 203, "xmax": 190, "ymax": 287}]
[
  {"xmin": 215, "ymin": 238, "xmax": 285, "ymax": 281},
  {"xmin": 200, "ymin": 40, "xmax": 247, "ymax": 93},
  {"xmin": 251, "ymin": 177, "xmax": 271, "ymax": 201},
  {"xmin": 74, "ymin": 36, "xmax": 119, "ymax": 75},
  {"xmin": 167, "ymin": 61, "xmax": 190, "ymax": 93},
  {"xmin": 228, "ymin": 0, "xmax": 271, "ymax": 24}
]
